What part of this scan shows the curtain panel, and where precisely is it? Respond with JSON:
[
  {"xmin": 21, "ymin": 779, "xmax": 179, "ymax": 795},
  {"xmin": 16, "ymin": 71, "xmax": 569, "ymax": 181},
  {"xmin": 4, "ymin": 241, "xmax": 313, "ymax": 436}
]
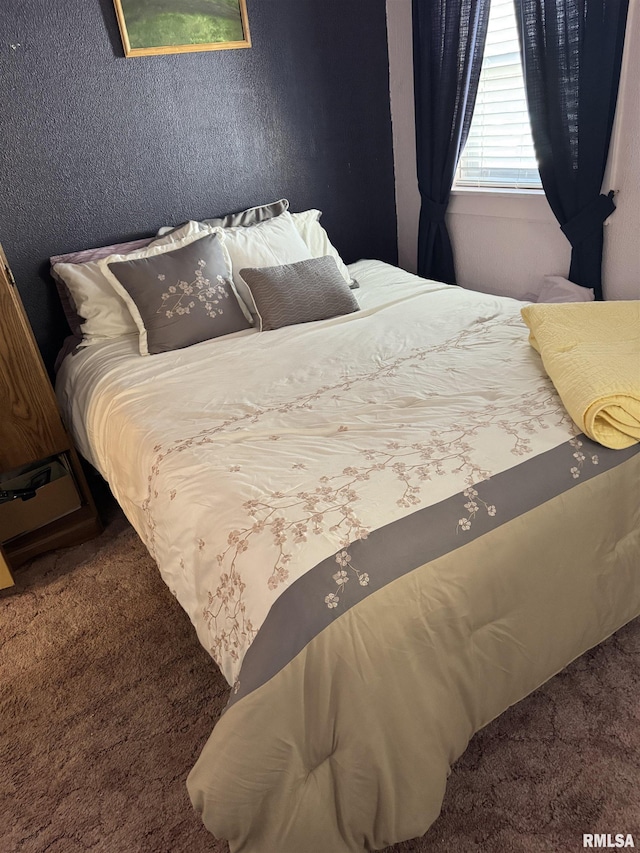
[
  {"xmin": 515, "ymin": 0, "xmax": 630, "ymax": 300},
  {"xmin": 412, "ymin": 0, "xmax": 490, "ymax": 284}
]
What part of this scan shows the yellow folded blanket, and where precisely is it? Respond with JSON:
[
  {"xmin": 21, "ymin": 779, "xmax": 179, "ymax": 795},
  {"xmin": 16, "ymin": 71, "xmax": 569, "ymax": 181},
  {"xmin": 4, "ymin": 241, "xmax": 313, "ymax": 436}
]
[{"xmin": 521, "ymin": 301, "xmax": 640, "ymax": 449}]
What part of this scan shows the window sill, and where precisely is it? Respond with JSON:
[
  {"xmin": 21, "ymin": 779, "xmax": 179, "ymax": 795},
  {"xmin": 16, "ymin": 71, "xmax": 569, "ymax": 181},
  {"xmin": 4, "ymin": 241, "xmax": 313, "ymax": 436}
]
[
  {"xmin": 451, "ymin": 185, "xmax": 544, "ymax": 198},
  {"xmin": 448, "ymin": 186, "xmax": 555, "ymax": 223}
]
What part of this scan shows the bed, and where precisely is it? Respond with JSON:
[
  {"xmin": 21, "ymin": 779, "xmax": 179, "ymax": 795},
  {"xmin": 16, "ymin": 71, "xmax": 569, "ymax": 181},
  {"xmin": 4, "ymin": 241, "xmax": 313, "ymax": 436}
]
[{"xmin": 55, "ymin": 250, "xmax": 640, "ymax": 852}]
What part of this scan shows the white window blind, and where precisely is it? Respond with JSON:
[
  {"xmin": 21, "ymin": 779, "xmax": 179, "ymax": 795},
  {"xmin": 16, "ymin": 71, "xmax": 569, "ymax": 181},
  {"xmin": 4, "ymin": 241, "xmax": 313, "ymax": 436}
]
[{"xmin": 456, "ymin": 0, "xmax": 542, "ymax": 189}]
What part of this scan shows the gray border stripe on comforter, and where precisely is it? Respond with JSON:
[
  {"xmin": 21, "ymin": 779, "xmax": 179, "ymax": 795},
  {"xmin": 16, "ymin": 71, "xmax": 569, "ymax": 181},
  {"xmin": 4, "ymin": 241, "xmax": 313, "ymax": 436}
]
[{"xmin": 226, "ymin": 435, "xmax": 639, "ymax": 710}]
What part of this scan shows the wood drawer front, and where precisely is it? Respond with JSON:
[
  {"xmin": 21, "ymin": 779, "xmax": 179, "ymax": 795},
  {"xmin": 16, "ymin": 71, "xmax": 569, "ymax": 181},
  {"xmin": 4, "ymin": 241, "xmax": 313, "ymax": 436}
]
[
  {"xmin": 0, "ymin": 261, "xmax": 68, "ymax": 470},
  {"xmin": 0, "ymin": 547, "xmax": 14, "ymax": 590}
]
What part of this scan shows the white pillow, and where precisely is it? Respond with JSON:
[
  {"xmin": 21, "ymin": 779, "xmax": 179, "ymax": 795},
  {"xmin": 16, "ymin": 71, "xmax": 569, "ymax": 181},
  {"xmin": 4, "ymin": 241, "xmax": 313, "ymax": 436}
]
[
  {"xmin": 289, "ymin": 209, "xmax": 352, "ymax": 285},
  {"xmin": 156, "ymin": 222, "xmax": 208, "ymax": 238},
  {"xmin": 537, "ymin": 276, "xmax": 595, "ymax": 303},
  {"xmin": 223, "ymin": 213, "xmax": 312, "ymax": 318},
  {"xmin": 53, "ymin": 221, "xmax": 203, "ymax": 345}
]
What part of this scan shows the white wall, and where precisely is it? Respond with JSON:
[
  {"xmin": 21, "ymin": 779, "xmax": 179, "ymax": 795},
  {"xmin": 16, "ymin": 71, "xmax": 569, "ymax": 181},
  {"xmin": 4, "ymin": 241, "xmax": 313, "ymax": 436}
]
[
  {"xmin": 386, "ymin": 0, "xmax": 421, "ymax": 276},
  {"xmin": 603, "ymin": 0, "xmax": 640, "ymax": 300},
  {"xmin": 386, "ymin": 0, "xmax": 640, "ymax": 301}
]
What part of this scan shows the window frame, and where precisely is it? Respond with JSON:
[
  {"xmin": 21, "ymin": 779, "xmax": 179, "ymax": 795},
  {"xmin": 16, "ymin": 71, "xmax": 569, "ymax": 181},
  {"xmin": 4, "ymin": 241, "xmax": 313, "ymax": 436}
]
[{"xmin": 455, "ymin": 0, "xmax": 542, "ymax": 194}]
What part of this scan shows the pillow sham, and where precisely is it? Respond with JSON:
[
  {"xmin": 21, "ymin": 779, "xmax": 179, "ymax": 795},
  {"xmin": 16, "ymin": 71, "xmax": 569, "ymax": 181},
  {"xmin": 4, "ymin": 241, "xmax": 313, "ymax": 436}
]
[
  {"xmin": 289, "ymin": 209, "xmax": 357, "ymax": 288},
  {"xmin": 224, "ymin": 212, "xmax": 313, "ymax": 319},
  {"xmin": 537, "ymin": 276, "xmax": 595, "ymax": 303},
  {"xmin": 52, "ymin": 221, "xmax": 203, "ymax": 345},
  {"xmin": 240, "ymin": 255, "xmax": 360, "ymax": 332},
  {"xmin": 155, "ymin": 198, "xmax": 289, "ymax": 238},
  {"xmin": 101, "ymin": 230, "xmax": 250, "ymax": 356},
  {"xmin": 203, "ymin": 197, "xmax": 289, "ymax": 229},
  {"xmin": 51, "ymin": 236, "xmax": 155, "ymax": 338}
]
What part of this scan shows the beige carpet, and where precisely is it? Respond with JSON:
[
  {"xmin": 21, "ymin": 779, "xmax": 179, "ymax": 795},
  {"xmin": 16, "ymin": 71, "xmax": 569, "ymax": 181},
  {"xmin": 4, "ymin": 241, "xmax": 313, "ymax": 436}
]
[{"xmin": 2, "ymin": 509, "xmax": 639, "ymax": 853}]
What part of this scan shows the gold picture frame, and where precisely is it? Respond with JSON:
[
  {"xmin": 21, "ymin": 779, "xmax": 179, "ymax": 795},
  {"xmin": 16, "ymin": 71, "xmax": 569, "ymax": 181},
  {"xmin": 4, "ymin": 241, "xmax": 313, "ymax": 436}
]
[{"xmin": 113, "ymin": 0, "xmax": 251, "ymax": 58}]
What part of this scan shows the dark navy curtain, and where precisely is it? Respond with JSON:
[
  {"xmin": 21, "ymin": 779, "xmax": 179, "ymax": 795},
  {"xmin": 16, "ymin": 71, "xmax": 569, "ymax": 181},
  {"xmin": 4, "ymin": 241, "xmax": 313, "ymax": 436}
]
[
  {"xmin": 514, "ymin": 0, "xmax": 629, "ymax": 300},
  {"xmin": 412, "ymin": 0, "xmax": 490, "ymax": 284}
]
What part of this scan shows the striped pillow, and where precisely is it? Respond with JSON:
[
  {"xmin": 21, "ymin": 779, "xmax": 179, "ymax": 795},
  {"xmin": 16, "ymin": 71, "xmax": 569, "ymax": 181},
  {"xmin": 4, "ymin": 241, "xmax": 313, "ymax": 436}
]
[{"xmin": 239, "ymin": 256, "xmax": 360, "ymax": 332}]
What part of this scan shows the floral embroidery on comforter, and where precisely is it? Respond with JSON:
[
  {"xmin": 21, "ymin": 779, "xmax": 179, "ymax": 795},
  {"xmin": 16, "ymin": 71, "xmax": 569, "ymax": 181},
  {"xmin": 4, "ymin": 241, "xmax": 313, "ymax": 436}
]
[{"xmin": 59, "ymin": 261, "xmax": 579, "ymax": 684}]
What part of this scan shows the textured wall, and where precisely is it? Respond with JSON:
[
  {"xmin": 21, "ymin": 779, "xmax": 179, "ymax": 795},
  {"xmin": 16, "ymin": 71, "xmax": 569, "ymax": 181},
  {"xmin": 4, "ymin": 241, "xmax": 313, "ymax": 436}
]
[
  {"xmin": 0, "ymin": 0, "xmax": 396, "ymax": 371},
  {"xmin": 387, "ymin": 0, "xmax": 639, "ymax": 301}
]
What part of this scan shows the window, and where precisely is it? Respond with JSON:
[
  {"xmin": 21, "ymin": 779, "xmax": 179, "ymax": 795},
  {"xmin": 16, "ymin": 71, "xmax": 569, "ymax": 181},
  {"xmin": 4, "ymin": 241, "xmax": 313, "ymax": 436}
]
[{"xmin": 456, "ymin": 0, "xmax": 542, "ymax": 189}]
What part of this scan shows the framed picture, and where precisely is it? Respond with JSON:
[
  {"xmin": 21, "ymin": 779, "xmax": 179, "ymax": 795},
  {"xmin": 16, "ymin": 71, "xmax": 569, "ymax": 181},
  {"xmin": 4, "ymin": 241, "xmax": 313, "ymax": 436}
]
[{"xmin": 113, "ymin": 0, "xmax": 251, "ymax": 57}]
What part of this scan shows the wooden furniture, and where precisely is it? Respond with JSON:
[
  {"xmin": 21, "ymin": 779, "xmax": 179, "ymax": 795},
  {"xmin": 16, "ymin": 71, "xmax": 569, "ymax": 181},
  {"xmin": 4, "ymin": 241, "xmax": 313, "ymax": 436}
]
[
  {"xmin": 0, "ymin": 545, "xmax": 14, "ymax": 591},
  {"xmin": 0, "ymin": 243, "xmax": 101, "ymax": 585}
]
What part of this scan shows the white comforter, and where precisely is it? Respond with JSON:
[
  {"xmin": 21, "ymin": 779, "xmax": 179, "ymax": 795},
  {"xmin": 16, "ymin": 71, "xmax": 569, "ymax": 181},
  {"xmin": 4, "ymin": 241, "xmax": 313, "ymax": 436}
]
[{"xmin": 57, "ymin": 261, "xmax": 574, "ymax": 684}]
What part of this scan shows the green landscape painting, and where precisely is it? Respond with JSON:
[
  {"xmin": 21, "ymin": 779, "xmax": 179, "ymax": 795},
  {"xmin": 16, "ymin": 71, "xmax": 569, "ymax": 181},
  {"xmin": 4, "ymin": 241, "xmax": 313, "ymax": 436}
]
[{"xmin": 114, "ymin": 0, "xmax": 250, "ymax": 56}]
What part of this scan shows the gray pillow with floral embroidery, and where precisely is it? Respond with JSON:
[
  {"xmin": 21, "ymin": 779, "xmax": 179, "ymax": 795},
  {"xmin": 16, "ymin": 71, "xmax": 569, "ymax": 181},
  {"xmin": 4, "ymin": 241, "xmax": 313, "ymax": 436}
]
[{"xmin": 105, "ymin": 232, "xmax": 250, "ymax": 355}]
